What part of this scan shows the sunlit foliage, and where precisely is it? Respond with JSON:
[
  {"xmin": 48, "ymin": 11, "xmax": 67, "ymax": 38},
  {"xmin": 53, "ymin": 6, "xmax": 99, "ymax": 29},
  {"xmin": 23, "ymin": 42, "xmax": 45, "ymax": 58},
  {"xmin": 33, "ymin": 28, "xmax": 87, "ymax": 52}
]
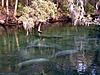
[
  {"xmin": 85, "ymin": 3, "xmax": 95, "ymax": 13},
  {"xmin": 18, "ymin": 0, "xmax": 57, "ymax": 28}
]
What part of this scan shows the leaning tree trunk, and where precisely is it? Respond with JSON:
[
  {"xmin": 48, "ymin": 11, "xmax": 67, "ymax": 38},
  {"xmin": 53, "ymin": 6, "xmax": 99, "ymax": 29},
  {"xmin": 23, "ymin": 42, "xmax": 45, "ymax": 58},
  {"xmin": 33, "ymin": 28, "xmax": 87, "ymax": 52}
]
[
  {"xmin": 2, "ymin": 0, "xmax": 4, "ymax": 7},
  {"xmin": 14, "ymin": 0, "xmax": 18, "ymax": 18}
]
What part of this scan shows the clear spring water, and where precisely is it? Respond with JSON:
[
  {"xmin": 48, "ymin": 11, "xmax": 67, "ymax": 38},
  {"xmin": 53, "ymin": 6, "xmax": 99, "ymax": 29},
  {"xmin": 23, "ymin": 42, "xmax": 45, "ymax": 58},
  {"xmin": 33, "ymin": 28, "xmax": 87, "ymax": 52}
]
[{"xmin": 0, "ymin": 23, "xmax": 100, "ymax": 75}]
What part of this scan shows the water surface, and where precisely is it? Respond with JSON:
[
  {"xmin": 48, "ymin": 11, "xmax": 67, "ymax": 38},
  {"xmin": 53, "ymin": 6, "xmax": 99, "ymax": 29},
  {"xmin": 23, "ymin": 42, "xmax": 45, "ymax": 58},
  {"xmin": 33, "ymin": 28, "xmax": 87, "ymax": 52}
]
[{"xmin": 0, "ymin": 24, "xmax": 100, "ymax": 75}]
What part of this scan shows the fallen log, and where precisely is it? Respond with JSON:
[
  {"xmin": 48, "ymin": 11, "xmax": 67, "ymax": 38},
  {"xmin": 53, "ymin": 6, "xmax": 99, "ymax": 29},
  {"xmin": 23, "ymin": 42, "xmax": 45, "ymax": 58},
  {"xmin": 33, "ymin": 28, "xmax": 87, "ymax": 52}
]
[{"xmin": 47, "ymin": 15, "xmax": 72, "ymax": 23}]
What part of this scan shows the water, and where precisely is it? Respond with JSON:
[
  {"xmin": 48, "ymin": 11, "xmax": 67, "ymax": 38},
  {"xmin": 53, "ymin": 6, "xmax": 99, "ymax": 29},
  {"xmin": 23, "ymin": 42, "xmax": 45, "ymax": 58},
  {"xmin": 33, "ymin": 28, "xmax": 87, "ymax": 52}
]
[{"xmin": 0, "ymin": 23, "xmax": 100, "ymax": 75}]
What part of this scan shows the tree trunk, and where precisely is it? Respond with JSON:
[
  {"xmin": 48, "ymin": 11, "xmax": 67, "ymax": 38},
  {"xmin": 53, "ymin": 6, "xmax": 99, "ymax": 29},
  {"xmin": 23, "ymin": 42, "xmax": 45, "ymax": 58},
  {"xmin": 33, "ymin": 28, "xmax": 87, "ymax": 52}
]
[
  {"xmin": 2, "ymin": 0, "xmax": 4, "ymax": 7},
  {"xmin": 6, "ymin": 0, "xmax": 9, "ymax": 15},
  {"xmin": 26, "ymin": 0, "xmax": 29, "ymax": 6},
  {"xmin": 14, "ymin": 0, "xmax": 18, "ymax": 17},
  {"xmin": 10, "ymin": 0, "xmax": 15, "ymax": 7}
]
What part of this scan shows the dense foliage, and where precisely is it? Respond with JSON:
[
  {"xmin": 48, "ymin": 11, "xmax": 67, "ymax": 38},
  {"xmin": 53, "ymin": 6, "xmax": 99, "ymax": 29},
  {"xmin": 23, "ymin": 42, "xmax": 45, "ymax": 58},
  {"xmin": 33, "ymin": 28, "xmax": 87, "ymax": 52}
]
[
  {"xmin": 85, "ymin": 3, "xmax": 95, "ymax": 13},
  {"xmin": 18, "ymin": 0, "xmax": 57, "ymax": 27}
]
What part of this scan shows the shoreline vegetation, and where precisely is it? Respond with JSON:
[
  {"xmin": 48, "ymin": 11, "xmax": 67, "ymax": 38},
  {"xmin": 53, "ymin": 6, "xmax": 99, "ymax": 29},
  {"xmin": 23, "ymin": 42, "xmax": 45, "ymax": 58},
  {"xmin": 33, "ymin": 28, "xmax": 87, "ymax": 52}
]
[{"xmin": 0, "ymin": 0, "xmax": 99, "ymax": 35}]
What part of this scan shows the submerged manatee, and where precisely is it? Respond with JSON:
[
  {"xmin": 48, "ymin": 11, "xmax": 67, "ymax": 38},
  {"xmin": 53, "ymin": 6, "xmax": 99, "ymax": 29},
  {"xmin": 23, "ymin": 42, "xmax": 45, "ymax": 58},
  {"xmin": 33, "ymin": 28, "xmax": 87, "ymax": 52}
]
[
  {"xmin": 55, "ymin": 50, "xmax": 79, "ymax": 57},
  {"xmin": 18, "ymin": 58, "xmax": 64, "ymax": 75},
  {"xmin": 18, "ymin": 58, "xmax": 49, "ymax": 68}
]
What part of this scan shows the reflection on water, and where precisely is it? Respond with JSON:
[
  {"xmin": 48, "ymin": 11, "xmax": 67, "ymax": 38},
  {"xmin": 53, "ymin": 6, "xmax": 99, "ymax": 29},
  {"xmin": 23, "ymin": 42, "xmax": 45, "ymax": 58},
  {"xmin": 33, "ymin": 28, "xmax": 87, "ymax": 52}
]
[{"xmin": 0, "ymin": 24, "xmax": 100, "ymax": 75}]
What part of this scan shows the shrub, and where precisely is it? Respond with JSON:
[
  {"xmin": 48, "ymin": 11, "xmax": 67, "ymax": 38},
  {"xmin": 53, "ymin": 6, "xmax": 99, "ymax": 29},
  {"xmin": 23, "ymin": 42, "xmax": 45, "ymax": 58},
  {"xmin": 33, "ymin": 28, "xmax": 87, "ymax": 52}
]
[
  {"xmin": 85, "ymin": 3, "xmax": 95, "ymax": 13},
  {"xmin": 18, "ymin": 0, "xmax": 57, "ymax": 28}
]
